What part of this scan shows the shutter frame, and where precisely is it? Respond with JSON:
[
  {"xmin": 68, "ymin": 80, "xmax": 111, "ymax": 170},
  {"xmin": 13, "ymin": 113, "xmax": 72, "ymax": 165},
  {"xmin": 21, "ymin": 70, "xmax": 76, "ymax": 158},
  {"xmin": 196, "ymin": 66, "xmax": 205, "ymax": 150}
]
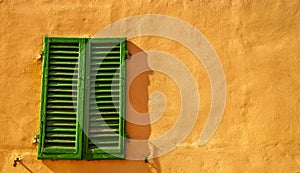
[{"xmin": 38, "ymin": 37, "xmax": 85, "ymax": 159}]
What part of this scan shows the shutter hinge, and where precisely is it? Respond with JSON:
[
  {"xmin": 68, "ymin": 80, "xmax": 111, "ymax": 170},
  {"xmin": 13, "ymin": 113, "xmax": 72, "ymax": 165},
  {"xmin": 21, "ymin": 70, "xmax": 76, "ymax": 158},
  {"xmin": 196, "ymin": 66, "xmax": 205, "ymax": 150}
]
[
  {"xmin": 33, "ymin": 134, "xmax": 39, "ymax": 144},
  {"xmin": 125, "ymin": 133, "xmax": 129, "ymax": 140},
  {"xmin": 38, "ymin": 50, "xmax": 44, "ymax": 60},
  {"xmin": 40, "ymin": 50, "xmax": 44, "ymax": 56}
]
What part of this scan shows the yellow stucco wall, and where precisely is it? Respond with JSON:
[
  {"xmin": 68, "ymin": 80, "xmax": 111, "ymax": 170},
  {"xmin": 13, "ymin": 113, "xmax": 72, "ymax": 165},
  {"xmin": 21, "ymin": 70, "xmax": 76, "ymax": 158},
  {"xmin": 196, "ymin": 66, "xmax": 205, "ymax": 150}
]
[{"xmin": 0, "ymin": 0, "xmax": 300, "ymax": 172}]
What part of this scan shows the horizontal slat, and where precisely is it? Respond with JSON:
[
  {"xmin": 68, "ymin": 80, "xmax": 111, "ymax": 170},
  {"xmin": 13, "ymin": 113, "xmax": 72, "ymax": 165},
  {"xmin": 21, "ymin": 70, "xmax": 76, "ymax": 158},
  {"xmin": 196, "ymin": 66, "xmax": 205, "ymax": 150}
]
[
  {"xmin": 92, "ymin": 73, "xmax": 120, "ymax": 76},
  {"xmin": 88, "ymin": 133, "xmax": 120, "ymax": 138},
  {"xmin": 89, "ymin": 112, "xmax": 119, "ymax": 116},
  {"xmin": 89, "ymin": 117, "xmax": 120, "ymax": 121},
  {"xmin": 91, "ymin": 100, "xmax": 119, "ymax": 104},
  {"xmin": 89, "ymin": 129, "xmax": 118, "ymax": 133},
  {"xmin": 89, "ymin": 123, "xmax": 119, "ymax": 128},
  {"xmin": 47, "ymin": 101, "xmax": 75, "ymax": 105},
  {"xmin": 90, "ymin": 114, "xmax": 120, "ymax": 119},
  {"xmin": 90, "ymin": 77, "xmax": 120, "ymax": 81},
  {"xmin": 91, "ymin": 41, "xmax": 120, "ymax": 44},
  {"xmin": 46, "ymin": 121, "xmax": 76, "ymax": 127},
  {"xmin": 89, "ymin": 106, "xmax": 118, "ymax": 109},
  {"xmin": 49, "ymin": 66, "xmax": 79, "ymax": 71},
  {"xmin": 92, "ymin": 89, "xmax": 119, "ymax": 92},
  {"xmin": 45, "ymin": 139, "xmax": 76, "ymax": 143},
  {"xmin": 93, "ymin": 95, "xmax": 119, "ymax": 98},
  {"xmin": 91, "ymin": 52, "xmax": 120, "ymax": 56},
  {"xmin": 50, "ymin": 45, "xmax": 79, "ymax": 49},
  {"xmin": 47, "ymin": 99, "xmax": 77, "ymax": 102},
  {"xmin": 48, "ymin": 88, "xmax": 77, "ymax": 92},
  {"xmin": 91, "ymin": 45, "xmax": 120, "ymax": 49},
  {"xmin": 91, "ymin": 57, "xmax": 121, "ymax": 60},
  {"xmin": 90, "ymin": 100, "xmax": 119, "ymax": 104},
  {"xmin": 46, "ymin": 127, "xmax": 76, "ymax": 132},
  {"xmin": 91, "ymin": 83, "xmax": 120, "ymax": 87},
  {"xmin": 46, "ymin": 116, "xmax": 76, "ymax": 121},
  {"xmin": 46, "ymin": 110, "xmax": 76, "ymax": 114},
  {"xmin": 48, "ymin": 64, "xmax": 78, "ymax": 68},
  {"xmin": 90, "ymin": 104, "xmax": 119, "ymax": 108},
  {"xmin": 90, "ymin": 78, "xmax": 120, "ymax": 80},
  {"xmin": 48, "ymin": 77, "xmax": 78, "ymax": 81},
  {"xmin": 46, "ymin": 105, "xmax": 75, "ymax": 109},
  {"xmin": 49, "ymin": 56, "xmax": 79, "ymax": 60},
  {"xmin": 91, "ymin": 62, "xmax": 120, "ymax": 65},
  {"xmin": 50, "ymin": 50, "xmax": 79, "ymax": 54},
  {"xmin": 88, "ymin": 140, "xmax": 119, "ymax": 145},
  {"xmin": 48, "ymin": 83, "xmax": 77, "ymax": 87},
  {"xmin": 88, "ymin": 137, "xmax": 120, "ymax": 142},
  {"xmin": 89, "ymin": 137, "xmax": 120, "ymax": 141},
  {"xmin": 89, "ymin": 119, "xmax": 119, "ymax": 123},
  {"xmin": 49, "ymin": 72, "xmax": 78, "ymax": 76},
  {"xmin": 95, "ymin": 94, "xmax": 120, "ymax": 98},
  {"xmin": 89, "ymin": 111, "xmax": 119, "ymax": 114},
  {"xmin": 46, "ymin": 133, "xmax": 76, "ymax": 138},
  {"xmin": 92, "ymin": 86, "xmax": 119, "ymax": 90},
  {"xmin": 91, "ymin": 66, "xmax": 120, "ymax": 71},
  {"xmin": 43, "ymin": 146, "xmax": 76, "ymax": 150},
  {"xmin": 47, "ymin": 94, "xmax": 77, "ymax": 98},
  {"xmin": 49, "ymin": 61, "xmax": 78, "ymax": 65}
]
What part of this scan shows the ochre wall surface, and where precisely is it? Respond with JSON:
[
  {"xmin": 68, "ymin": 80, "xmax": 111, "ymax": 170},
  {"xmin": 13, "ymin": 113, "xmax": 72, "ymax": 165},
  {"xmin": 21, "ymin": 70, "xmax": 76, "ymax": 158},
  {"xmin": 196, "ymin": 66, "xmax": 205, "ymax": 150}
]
[{"xmin": 0, "ymin": 0, "xmax": 299, "ymax": 172}]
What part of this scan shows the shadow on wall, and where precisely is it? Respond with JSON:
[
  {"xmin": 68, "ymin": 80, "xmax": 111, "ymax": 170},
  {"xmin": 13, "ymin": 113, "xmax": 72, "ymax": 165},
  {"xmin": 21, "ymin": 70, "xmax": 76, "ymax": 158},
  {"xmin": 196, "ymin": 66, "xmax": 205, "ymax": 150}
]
[{"xmin": 42, "ymin": 41, "xmax": 161, "ymax": 173}]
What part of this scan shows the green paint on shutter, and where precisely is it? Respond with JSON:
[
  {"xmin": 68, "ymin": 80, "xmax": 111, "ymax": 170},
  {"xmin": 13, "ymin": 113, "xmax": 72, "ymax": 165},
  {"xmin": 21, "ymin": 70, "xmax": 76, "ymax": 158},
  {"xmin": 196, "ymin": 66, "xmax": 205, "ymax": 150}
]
[
  {"xmin": 38, "ymin": 37, "xmax": 127, "ymax": 160},
  {"xmin": 83, "ymin": 38, "xmax": 127, "ymax": 159},
  {"xmin": 38, "ymin": 37, "xmax": 85, "ymax": 159}
]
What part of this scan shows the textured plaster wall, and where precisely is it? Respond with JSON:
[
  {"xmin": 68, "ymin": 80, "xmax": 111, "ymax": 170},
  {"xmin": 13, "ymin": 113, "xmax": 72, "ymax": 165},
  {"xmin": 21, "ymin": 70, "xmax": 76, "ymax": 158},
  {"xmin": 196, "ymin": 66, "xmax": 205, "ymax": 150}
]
[{"xmin": 0, "ymin": 0, "xmax": 300, "ymax": 172}]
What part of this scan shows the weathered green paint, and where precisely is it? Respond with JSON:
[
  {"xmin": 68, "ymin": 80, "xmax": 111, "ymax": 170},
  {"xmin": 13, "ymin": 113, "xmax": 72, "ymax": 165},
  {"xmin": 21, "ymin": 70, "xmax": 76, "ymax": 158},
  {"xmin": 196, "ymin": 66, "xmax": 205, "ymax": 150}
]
[
  {"xmin": 83, "ymin": 38, "xmax": 126, "ymax": 160},
  {"xmin": 38, "ymin": 37, "xmax": 127, "ymax": 160},
  {"xmin": 38, "ymin": 37, "xmax": 84, "ymax": 159}
]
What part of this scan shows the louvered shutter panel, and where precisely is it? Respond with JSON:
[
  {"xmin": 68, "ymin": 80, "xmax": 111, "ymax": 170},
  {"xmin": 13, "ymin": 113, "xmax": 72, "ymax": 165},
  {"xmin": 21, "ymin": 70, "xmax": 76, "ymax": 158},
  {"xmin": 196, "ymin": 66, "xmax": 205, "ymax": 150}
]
[
  {"xmin": 38, "ymin": 37, "xmax": 85, "ymax": 159},
  {"xmin": 83, "ymin": 38, "xmax": 126, "ymax": 159}
]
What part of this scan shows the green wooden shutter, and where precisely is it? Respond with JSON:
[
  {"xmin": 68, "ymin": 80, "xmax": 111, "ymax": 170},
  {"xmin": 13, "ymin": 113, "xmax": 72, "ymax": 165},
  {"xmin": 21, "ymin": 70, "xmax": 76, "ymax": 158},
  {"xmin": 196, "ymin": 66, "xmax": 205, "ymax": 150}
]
[
  {"xmin": 83, "ymin": 38, "xmax": 126, "ymax": 159},
  {"xmin": 38, "ymin": 37, "xmax": 85, "ymax": 159}
]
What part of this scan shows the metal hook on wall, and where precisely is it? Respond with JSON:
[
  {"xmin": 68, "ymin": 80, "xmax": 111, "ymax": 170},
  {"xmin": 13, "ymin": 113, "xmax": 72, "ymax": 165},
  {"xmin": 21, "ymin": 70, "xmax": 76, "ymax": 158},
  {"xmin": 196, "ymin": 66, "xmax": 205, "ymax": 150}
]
[{"xmin": 13, "ymin": 156, "xmax": 23, "ymax": 167}]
